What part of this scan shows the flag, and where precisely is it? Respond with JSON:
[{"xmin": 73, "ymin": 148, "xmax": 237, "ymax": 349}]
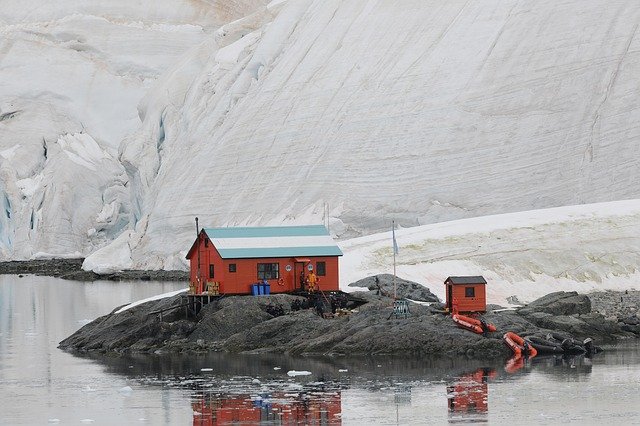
[{"xmin": 392, "ymin": 221, "xmax": 399, "ymax": 255}]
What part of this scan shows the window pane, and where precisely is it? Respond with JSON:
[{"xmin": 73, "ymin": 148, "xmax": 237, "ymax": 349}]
[
  {"xmin": 317, "ymin": 261, "xmax": 326, "ymax": 276},
  {"xmin": 257, "ymin": 263, "xmax": 279, "ymax": 280},
  {"xmin": 229, "ymin": 264, "xmax": 236, "ymax": 273},
  {"xmin": 465, "ymin": 287, "xmax": 475, "ymax": 298},
  {"xmin": 209, "ymin": 264, "xmax": 214, "ymax": 279}
]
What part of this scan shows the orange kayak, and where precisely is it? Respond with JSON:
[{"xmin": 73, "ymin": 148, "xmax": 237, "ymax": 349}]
[
  {"xmin": 503, "ymin": 332, "xmax": 537, "ymax": 358},
  {"xmin": 452, "ymin": 314, "xmax": 497, "ymax": 335}
]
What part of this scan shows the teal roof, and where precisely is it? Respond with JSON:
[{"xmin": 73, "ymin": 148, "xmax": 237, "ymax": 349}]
[
  {"xmin": 203, "ymin": 225, "xmax": 330, "ymax": 239},
  {"xmin": 217, "ymin": 246, "xmax": 343, "ymax": 259},
  {"xmin": 202, "ymin": 225, "xmax": 343, "ymax": 259}
]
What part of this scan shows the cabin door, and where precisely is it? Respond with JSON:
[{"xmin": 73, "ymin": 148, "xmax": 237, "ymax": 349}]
[
  {"xmin": 294, "ymin": 262, "xmax": 306, "ymax": 291},
  {"xmin": 447, "ymin": 284, "xmax": 453, "ymax": 311}
]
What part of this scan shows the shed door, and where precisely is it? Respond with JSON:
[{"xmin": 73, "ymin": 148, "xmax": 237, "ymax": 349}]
[{"xmin": 447, "ymin": 284, "xmax": 453, "ymax": 311}]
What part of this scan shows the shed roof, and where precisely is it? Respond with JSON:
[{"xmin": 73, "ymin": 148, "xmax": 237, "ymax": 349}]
[
  {"xmin": 445, "ymin": 276, "xmax": 487, "ymax": 285},
  {"xmin": 197, "ymin": 225, "xmax": 343, "ymax": 259}
]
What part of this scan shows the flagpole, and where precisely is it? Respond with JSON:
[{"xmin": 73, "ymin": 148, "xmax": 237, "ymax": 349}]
[{"xmin": 393, "ymin": 220, "xmax": 397, "ymax": 300}]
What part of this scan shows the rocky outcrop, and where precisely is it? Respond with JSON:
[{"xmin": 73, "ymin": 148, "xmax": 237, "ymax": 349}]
[
  {"xmin": 348, "ymin": 274, "xmax": 440, "ymax": 303},
  {"xmin": 59, "ymin": 281, "xmax": 639, "ymax": 358},
  {"xmin": 0, "ymin": 259, "xmax": 188, "ymax": 281},
  {"xmin": 517, "ymin": 291, "xmax": 591, "ymax": 316}
]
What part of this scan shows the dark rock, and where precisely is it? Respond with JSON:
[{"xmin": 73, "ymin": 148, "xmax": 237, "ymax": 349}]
[
  {"xmin": 621, "ymin": 316, "xmax": 640, "ymax": 326},
  {"xmin": 348, "ymin": 274, "xmax": 440, "ymax": 302},
  {"xmin": 621, "ymin": 324, "xmax": 640, "ymax": 334},
  {"xmin": 0, "ymin": 258, "xmax": 188, "ymax": 281},
  {"xmin": 188, "ymin": 294, "xmax": 306, "ymax": 342},
  {"xmin": 518, "ymin": 291, "xmax": 591, "ymax": 317}
]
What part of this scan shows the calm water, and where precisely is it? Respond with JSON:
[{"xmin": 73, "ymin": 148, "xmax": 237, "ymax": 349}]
[{"xmin": 1, "ymin": 275, "xmax": 640, "ymax": 425}]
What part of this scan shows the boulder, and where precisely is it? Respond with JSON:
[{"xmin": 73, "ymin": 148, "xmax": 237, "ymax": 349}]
[
  {"xmin": 518, "ymin": 291, "xmax": 591, "ymax": 316},
  {"xmin": 189, "ymin": 294, "xmax": 307, "ymax": 342},
  {"xmin": 348, "ymin": 274, "xmax": 440, "ymax": 303}
]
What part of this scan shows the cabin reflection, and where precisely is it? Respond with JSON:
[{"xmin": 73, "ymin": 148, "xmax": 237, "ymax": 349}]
[
  {"xmin": 192, "ymin": 390, "xmax": 341, "ymax": 425},
  {"xmin": 446, "ymin": 368, "xmax": 495, "ymax": 422}
]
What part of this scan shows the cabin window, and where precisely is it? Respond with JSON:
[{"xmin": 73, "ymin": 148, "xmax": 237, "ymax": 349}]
[
  {"xmin": 316, "ymin": 261, "xmax": 326, "ymax": 276},
  {"xmin": 209, "ymin": 264, "xmax": 214, "ymax": 279},
  {"xmin": 257, "ymin": 263, "xmax": 279, "ymax": 280},
  {"xmin": 204, "ymin": 238, "xmax": 209, "ymax": 247},
  {"xmin": 465, "ymin": 287, "xmax": 475, "ymax": 298},
  {"xmin": 229, "ymin": 263, "xmax": 236, "ymax": 273}
]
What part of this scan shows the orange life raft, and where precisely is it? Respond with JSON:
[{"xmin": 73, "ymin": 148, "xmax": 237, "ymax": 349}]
[
  {"xmin": 503, "ymin": 332, "xmax": 537, "ymax": 358},
  {"xmin": 452, "ymin": 314, "xmax": 497, "ymax": 335}
]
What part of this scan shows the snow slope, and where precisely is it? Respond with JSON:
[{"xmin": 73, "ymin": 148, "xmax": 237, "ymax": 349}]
[
  {"xmin": 104, "ymin": 0, "xmax": 640, "ymax": 270},
  {"xmin": 2, "ymin": 1, "xmax": 640, "ymax": 277}
]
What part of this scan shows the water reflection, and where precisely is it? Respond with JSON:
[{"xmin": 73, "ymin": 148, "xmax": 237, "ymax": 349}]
[
  {"xmin": 530, "ymin": 354, "xmax": 593, "ymax": 381},
  {"xmin": 446, "ymin": 368, "xmax": 495, "ymax": 423},
  {"xmin": 504, "ymin": 354, "xmax": 593, "ymax": 379},
  {"xmin": 192, "ymin": 388, "xmax": 342, "ymax": 425}
]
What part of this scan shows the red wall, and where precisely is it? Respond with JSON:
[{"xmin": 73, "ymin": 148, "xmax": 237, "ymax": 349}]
[
  {"xmin": 446, "ymin": 284, "xmax": 486, "ymax": 313},
  {"xmin": 188, "ymin": 232, "xmax": 340, "ymax": 294}
]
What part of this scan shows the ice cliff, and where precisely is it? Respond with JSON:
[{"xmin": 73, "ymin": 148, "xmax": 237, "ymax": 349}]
[{"xmin": 1, "ymin": 1, "xmax": 640, "ymax": 274}]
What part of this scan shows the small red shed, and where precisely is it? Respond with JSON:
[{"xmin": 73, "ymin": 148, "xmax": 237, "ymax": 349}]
[
  {"xmin": 185, "ymin": 225, "xmax": 342, "ymax": 295},
  {"xmin": 444, "ymin": 276, "xmax": 487, "ymax": 313}
]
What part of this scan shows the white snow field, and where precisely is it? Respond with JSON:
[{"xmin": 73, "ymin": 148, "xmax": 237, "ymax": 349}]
[
  {"xmin": 1, "ymin": 0, "xmax": 640, "ymax": 293},
  {"xmin": 339, "ymin": 199, "xmax": 640, "ymax": 305}
]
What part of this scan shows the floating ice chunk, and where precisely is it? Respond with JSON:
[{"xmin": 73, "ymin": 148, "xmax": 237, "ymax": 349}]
[
  {"xmin": 118, "ymin": 386, "xmax": 133, "ymax": 395},
  {"xmin": 273, "ymin": 367, "xmax": 281, "ymax": 370},
  {"xmin": 287, "ymin": 370, "xmax": 312, "ymax": 376},
  {"xmin": 252, "ymin": 378, "xmax": 260, "ymax": 383},
  {"xmin": 338, "ymin": 369, "xmax": 348, "ymax": 373},
  {"xmin": 84, "ymin": 385, "xmax": 96, "ymax": 392},
  {"xmin": 200, "ymin": 368, "xmax": 213, "ymax": 372}
]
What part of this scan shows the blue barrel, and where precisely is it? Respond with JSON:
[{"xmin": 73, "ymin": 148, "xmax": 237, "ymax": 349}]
[
  {"xmin": 263, "ymin": 283, "xmax": 270, "ymax": 295},
  {"xmin": 251, "ymin": 284, "xmax": 259, "ymax": 296},
  {"xmin": 258, "ymin": 284, "xmax": 265, "ymax": 295}
]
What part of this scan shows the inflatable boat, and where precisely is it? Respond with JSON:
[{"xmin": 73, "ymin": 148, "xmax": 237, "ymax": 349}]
[
  {"xmin": 527, "ymin": 334, "xmax": 589, "ymax": 355},
  {"xmin": 525, "ymin": 335, "xmax": 565, "ymax": 355},
  {"xmin": 503, "ymin": 332, "xmax": 537, "ymax": 358},
  {"xmin": 452, "ymin": 314, "xmax": 497, "ymax": 335}
]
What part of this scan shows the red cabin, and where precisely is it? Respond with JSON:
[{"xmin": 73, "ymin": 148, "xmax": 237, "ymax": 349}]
[
  {"xmin": 444, "ymin": 276, "xmax": 487, "ymax": 313},
  {"xmin": 185, "ymin": 225, "xmax": 342, "ymax": 295}
]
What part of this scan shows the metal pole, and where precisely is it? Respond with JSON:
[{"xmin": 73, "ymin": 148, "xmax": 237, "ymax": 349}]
[{"xmin": 393, "ymin": 220, "xmax": 397, "ymax": 300}]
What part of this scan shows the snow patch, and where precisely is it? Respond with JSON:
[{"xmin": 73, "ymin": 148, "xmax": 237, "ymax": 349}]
[{"xmin": 114, "ymin": 288, "xmax": 187, "ymax": 314}]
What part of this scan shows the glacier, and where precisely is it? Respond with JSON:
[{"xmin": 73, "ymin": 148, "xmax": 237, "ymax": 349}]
[{"xmin": 1, "ymin": 0, "xmax": 640, "ymax": 294}]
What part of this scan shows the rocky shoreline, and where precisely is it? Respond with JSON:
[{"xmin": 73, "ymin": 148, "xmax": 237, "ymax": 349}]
[
  {"xmin": 0, "ymin": 258, "xmax": 188, "ymax": 281},
  {"xmin": 59, "ymin": 274, "xmax": 640, "ymax": 359}
]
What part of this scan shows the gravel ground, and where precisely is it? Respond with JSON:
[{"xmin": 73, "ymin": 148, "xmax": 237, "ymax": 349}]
[{"xmin": 588, "ymin": 290, "xmax": 640, "ymax": 320}]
